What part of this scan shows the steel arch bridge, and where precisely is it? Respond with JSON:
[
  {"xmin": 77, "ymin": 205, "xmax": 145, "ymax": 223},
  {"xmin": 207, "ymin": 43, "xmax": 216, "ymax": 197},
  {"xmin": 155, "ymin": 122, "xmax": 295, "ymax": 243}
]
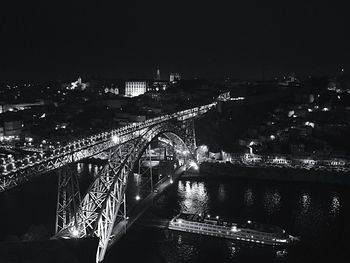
[
  {"xmin": 55, "ymin": 120, "xmax": 197, "ymax": 262},
  {"xmin": 0, "ymin": 101, "xmax": 220, "ymax": 262}
]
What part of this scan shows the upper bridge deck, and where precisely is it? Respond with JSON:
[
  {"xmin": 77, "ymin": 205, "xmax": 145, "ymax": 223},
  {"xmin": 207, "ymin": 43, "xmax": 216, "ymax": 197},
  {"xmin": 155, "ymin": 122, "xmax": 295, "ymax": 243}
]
[{"xmin": 0, "ymin": 103, "xmax": 216, "ymax": 191}]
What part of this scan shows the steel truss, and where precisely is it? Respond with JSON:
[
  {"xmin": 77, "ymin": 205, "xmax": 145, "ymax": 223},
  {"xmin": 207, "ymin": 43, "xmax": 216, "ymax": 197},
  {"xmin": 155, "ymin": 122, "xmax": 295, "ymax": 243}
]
[
  {"xmin": 0, "ymin": 139, "xmax": 115, "ymax": 192},
  {"xmin": 182, "ymin": 118, "xmax": 197, "ymax": 153},
  {"xmin": 55, "ymin": 121, "xmax": 195, "ymax": 262},
  {"xmin": 137, "ymin": 144, "xmax": 157, "ymax": 194},
  {"xmin": 55, "ymin": 165, "xmax": 82, "ymax": 234},
  {"xmin": 1, "ymin": 102, "xmax": 216, "ymax": 192}
]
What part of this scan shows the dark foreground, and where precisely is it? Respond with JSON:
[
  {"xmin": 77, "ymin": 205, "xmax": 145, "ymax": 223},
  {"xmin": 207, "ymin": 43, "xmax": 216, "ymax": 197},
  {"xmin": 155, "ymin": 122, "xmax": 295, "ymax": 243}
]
[{"xmin": 0, "ymin": 238, "xmax": 98, "ymax": 263}]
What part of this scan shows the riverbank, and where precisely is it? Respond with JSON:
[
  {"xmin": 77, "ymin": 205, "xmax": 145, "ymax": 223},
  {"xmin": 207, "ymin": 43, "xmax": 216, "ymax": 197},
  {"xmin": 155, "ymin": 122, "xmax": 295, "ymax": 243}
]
[{"xmin": 182, "ymin": 162, "xmax": 350, "ymax": 185}]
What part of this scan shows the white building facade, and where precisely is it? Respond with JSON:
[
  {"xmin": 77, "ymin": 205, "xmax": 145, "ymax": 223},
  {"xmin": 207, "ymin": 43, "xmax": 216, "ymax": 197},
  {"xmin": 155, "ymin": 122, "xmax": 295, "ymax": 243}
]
[{"xmin": 125, "ymin": 81, "xmax": 147, "ymax": 97}]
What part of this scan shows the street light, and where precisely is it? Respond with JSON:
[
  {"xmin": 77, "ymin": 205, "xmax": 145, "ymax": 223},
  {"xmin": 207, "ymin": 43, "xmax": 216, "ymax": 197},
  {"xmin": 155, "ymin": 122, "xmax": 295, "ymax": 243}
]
[
  {"xmin": 189, "ymin": 161, "xmax": 199, "ymax": 170},
  {"xmin": 135, "ymin": 195, "xmax": 141, "ymax": 201},
  {"xmin": 71, "ymin": 228, "xmax": 79, "ymax": 237},
  {"xmin": 201, "ymin": 145, "xmax": 208, "ymax": 151},
  {"xmin": 112, "ymin": 135, "xmax": 120, "ymax": 144}
]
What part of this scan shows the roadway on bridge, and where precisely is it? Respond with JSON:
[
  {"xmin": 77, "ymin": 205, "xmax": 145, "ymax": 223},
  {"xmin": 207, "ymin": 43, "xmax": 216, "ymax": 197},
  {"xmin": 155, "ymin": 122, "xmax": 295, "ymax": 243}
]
[{"xmin": 109, "ymin": 165, "xmax": 187, "ymax": 246}]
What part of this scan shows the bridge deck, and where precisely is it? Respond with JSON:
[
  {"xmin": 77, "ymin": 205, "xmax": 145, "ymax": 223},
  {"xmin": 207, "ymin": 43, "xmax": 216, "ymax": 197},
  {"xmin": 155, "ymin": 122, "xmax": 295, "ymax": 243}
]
[
  {"xmin": 0, "ymin": 103, "xmax": 216, "ymax": 192},
  {"xmin": 109, "ymin": 165, "xmax": 187, "ymax": 246}
]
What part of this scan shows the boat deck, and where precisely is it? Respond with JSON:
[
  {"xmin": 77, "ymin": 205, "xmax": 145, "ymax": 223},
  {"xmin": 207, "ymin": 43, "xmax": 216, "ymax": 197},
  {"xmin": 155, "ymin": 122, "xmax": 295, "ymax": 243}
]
[{"xmin": 176, "ymin": 213, "xmax": 285, "ymax": 235}]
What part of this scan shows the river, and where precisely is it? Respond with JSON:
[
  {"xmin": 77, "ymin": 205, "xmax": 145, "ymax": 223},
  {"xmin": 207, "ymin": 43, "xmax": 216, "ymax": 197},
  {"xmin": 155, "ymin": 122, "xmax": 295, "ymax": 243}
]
[
  {"xmin": 105, "ymin": 176, "xmax": 350, "ymax": 263},
  {"xmin": 1, "ymin": 165, "xmax": 350, "ymax": 262}
]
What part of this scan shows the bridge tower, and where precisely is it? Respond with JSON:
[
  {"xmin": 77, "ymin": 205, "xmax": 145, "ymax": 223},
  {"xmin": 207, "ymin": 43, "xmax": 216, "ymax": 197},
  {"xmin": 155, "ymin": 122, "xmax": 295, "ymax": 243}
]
[
  {"xmin": 55, "ymin": 165, "xmax": 82, "ymax": 235},
  {"xmin": 182, "ymin": 118, "xmax": 197, "ymax": 153}
]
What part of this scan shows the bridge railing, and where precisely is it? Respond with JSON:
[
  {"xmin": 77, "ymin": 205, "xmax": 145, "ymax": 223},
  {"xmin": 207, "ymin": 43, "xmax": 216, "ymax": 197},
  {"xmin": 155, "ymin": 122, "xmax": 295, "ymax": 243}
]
[{"xmin": 0, "ymin": 102, "xmax": 216, "ymax": 177}]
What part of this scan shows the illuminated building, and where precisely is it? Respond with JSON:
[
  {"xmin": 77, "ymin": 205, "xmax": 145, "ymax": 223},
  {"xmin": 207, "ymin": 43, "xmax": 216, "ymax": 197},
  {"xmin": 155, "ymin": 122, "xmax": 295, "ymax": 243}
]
[
  {"xmin": 104, "ymin": 87, "xmax": 119, "ymax": 95},
  {"xmin": 0, "ymin": 101, "xmax": 45, "ymax": 113},
  {"xmin": 170, "ymin": 73, "xmax": 181, "ymax": 82},
  {"xmin": 150, "ymin": 80, "xmax": 169, "ymax": 92},
  {"xmin": 124, "ymin": 81, "xmax": 147, "ymax": 97},
  {"xmin": 65, "ymin": 76, "xmax": 88, "ymax": 90},
  {"xmin": 0, "ymin": 113, "xmax": 24, "ymax": 141}
]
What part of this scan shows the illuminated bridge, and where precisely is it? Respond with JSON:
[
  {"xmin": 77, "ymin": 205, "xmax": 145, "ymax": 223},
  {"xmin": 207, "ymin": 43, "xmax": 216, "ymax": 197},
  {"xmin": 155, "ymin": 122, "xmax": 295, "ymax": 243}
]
[{"xmin": 0, "ymin": 101, "xmax": 219, "ymax": 262}]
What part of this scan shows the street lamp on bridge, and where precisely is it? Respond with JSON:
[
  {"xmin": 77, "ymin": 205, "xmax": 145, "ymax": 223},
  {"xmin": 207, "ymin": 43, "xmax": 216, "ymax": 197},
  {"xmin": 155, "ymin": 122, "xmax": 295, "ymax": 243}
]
[{"xmin": 112, "ymin": 135, "xmax": 120, "ymax": 144}]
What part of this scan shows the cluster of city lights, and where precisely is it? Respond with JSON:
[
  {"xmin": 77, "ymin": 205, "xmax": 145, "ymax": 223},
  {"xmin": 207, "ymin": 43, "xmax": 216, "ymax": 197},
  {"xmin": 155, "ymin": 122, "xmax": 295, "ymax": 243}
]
[{"xmin": 189, "ymin": 161, "xmax": 199, "ymax": 170}]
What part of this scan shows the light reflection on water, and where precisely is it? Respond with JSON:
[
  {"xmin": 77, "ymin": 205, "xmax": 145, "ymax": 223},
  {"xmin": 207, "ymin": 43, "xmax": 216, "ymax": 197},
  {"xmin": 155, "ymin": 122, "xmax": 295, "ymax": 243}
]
[
  {"xmin": 1, "ymin": 162, "xmax": 347, "ymax": 263},
  {"xmin": 330, "ymin": 195, "xmax": 340, "ymax": 217},
  {"xmin": 301, "ymin": 193, "xmax": 311, "ymax": 213},
  {"xmin": 174, "ymin": 179, "xmax": 345, "ymax": 240},
  {"xmin": 244, "ymin": 188, "xmax": 254, "ymax": 207},
  {"xmin": 178, "ymin": 181, "xmax": 208, "ymax": 214},
  {"xmin": 76, "ymin": 163, "xmax": 101, "ymax": 180},
  {"xmin": 263, "ymin": 190, "xmax": 281, "ymax": 216},
  {"xmin": 227, "ymin": 242, "xmax": 239, "ymax": 259},
  {"xmin": 218, "ymin": 183, "xmax": 226, "ymax": 202},
  {"xmin": 122, "ymin": 177, "xmax": 349, "ymax": 263}
]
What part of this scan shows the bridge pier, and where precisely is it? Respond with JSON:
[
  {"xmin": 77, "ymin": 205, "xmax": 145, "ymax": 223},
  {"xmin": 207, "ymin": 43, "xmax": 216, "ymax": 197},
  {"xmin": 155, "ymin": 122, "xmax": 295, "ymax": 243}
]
[
  {"xmin": 137, "ymin": 144, "xmax": 155, "ymax": 194},
  {"xmin": 182, "ymin": 119, "xmax": 197, "ymax": 154},
  {"xmin": 55, "ymin": 165, "xmax": 82, "ymax": 235}
]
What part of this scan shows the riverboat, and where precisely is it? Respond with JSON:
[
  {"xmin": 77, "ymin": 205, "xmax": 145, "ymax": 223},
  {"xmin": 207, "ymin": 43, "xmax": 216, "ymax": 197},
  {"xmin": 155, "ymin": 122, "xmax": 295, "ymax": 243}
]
[{"xmin": 169, "ymin": 213, "xmax": 298, "ymax": 246}]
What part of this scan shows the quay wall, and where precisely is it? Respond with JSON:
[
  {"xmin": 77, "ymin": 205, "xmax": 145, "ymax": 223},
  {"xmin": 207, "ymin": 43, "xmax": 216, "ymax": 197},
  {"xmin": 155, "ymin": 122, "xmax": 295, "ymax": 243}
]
[{"xmin": 182, "ymin": 162, "xmax": 350, "ymax": 185}]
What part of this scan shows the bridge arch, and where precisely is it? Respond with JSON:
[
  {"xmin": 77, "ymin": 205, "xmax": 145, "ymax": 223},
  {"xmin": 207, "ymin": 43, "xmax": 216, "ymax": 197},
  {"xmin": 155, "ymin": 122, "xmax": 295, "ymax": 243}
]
[{"xmin": 56, "ymin": 121, "xmax": 196, "ymax": 262}]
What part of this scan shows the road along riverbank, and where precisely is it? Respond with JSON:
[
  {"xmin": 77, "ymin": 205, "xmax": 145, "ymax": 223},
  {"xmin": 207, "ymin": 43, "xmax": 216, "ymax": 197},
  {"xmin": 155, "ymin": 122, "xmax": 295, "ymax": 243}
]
[{"xmin": 182, "ymin": 162, "xmax": 350, "ymax": 185}]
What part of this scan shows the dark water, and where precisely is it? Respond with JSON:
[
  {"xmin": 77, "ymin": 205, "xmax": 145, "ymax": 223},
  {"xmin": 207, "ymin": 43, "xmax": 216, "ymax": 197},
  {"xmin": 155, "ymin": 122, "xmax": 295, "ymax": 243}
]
[
  {"xmin": 105, "ymin": 177, "xmax": 350, "ymax": 263},
  {"xmin": 1, "ymin": 166, "xmax": 350, "ymax": 263}
]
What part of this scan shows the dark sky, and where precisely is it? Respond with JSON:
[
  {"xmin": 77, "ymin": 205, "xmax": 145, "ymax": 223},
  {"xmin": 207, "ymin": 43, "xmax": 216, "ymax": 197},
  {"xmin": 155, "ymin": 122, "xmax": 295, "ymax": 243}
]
[{"xmin": 0, "ymin": 1, "xmax": 349, "ymax": 81}]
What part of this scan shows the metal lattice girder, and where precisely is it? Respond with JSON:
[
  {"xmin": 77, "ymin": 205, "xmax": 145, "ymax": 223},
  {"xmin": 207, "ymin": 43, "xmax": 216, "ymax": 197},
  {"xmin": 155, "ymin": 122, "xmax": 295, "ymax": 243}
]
[
  {"xmin": 94, "ymin": 123, "xmax": 194, "ymax": 261},
  {"xmin": 137, "ymin": 144, "xmax": 155, "ymax": 193},
  {"xmin": 1, "ymin": 102, "xmax": 216, "ymax": 193},
  {"xmin": 55, "ymin": 121, "xmax": 196, "ymax": 262},
  {"xmin": 0, "ymin": 128, "xmax": 147, "ymax": 192},
  {"xmin": 55, "ymin": 165, "xmax": 82, "ymax": 234},
  {"xmin": 54, "ymin": 141, "xmax": 135, "ymax": 261},
  {"xmin": 163, "ymin": 131, "xmax": 194, "ymax": 160},
  {"xmin": 182, "ymin": 118, "xmax": 197, "ymax": 153},
  {"xmin": 106, "ymin": 127, "xmax": 195, "ymax": 251},
  {"xmin": 77, "ymin": 143, "xmax": 133, "ymax": 235}
]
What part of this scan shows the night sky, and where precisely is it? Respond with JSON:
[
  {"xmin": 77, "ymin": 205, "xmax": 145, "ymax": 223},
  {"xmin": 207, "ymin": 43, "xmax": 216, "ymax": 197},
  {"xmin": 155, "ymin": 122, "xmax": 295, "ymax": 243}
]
[{"xmin": 0, "ymin": 1, "xmax": 349, "ymax": 81}]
